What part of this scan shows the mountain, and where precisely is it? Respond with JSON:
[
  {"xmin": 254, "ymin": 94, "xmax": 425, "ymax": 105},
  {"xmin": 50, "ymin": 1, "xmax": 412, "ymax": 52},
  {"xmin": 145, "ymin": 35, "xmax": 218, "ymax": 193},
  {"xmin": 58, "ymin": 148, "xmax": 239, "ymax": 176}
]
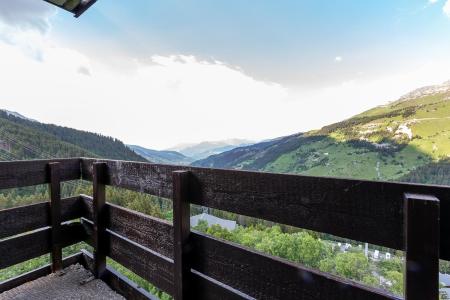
[
  {"xmin": 2, "ymin": 110, "xmax": 37, "ymax": 122},
  {"xmin": 0, "ymin": 110, "xmax": 146, "ymax": 161},
  {"xmin": 127, "ymin": 145, "xmax": 193, "ymax": 165},
  {"xmin": 168, "ymin": 139, "xmax": 255, "ymax": 160},
  {"xmin": 193, "ymin": 81, "xmax": 450, "ymax": 183}
]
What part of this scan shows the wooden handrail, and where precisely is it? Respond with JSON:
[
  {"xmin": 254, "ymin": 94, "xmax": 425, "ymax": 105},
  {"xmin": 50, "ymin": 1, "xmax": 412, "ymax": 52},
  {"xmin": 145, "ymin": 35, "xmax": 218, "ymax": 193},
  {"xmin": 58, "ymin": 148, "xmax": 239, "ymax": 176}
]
[
  {"xmin": 0, "ymin": 158, "xmax": 447, "ymax": 299},
  {"xmin": 80, "ymin": 158, "xmax": 450, "ymax": 260},
  {"xmin": 0, "ymin": 158, "xmax": 81, "ymax": 189}
]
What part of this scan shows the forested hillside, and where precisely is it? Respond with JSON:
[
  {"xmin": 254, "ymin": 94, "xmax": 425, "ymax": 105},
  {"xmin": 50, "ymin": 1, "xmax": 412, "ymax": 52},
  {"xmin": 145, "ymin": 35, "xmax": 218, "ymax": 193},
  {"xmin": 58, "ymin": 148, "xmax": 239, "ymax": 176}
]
[
  {"xmin": 193, "ymin": 81, "xmax": 450, "ymax": 184},
  {"xmin": 0, "ymin": 110, "xmax": 145, "ymax": 161},
  {"xmin": 0, "ymin": 113, "xmax": 95, "ymax": 160},
  {"xmin": 400, "ymin": 160, "xmax": 450, "ymax": 186}
]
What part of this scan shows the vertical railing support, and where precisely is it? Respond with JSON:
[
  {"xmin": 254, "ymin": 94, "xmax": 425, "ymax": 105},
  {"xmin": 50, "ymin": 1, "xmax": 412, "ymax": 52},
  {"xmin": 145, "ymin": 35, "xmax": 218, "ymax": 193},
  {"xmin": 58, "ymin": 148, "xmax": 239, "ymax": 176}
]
[
  {"xmin": 173, "ymin": 170, "xmax": 191, "ymax": 300},
  {"xmin": 93, "ymin": 162, "xmax": 107, "ymax": 279},
  {"xmin": 48, "ymin": 162, "xmax": 62, "ymax": 272},
  {"xmin": 404, "ymin": 193, "xmax": 440, "ymax": 300}
]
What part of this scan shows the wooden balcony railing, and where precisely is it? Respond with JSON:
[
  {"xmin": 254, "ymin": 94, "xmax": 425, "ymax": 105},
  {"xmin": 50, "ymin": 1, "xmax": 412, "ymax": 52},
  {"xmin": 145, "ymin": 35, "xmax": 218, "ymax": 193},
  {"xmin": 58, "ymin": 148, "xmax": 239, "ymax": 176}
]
[{"xmin": 0, "ymin": 158, "xmax": 448, "ymax": 299}]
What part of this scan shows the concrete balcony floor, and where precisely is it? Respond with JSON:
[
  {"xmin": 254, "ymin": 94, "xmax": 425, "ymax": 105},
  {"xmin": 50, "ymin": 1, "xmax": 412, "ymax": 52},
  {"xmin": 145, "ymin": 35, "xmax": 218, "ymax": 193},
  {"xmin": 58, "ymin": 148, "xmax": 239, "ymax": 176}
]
[{"xmin": 0, "ymin": 264, "xmax": 124, "ymax": 300}]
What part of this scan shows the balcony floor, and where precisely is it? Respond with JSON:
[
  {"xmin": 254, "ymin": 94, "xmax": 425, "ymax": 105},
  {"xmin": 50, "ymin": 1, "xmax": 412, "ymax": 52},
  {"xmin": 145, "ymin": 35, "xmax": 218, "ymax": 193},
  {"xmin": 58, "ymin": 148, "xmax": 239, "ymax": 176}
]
[{"xmin": 0, "ymin": 264, "xmax": 125, "ymax": 300}]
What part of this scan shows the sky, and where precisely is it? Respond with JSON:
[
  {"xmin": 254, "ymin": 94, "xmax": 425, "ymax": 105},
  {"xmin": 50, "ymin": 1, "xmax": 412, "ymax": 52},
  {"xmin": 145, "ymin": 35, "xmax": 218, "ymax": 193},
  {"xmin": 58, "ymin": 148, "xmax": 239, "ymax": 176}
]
[{"xmin": 0, "ymin": 0, "xmax": 450, "ymax": 149}]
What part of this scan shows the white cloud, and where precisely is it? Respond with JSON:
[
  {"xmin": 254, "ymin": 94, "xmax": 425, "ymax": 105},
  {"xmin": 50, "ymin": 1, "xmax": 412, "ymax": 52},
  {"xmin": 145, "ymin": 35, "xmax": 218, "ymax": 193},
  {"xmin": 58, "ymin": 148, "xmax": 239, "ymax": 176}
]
[
  {"xmin": 0, "ymin": 0, "xmax": 55, "ymax": 33},
  {"xmin": 335, "ymin": 56, "xmax": 343, "ymax": 63},
  {"xmin": 429, "ymin": 0, "xmax": 439, "ymax": 4},
  {"xmin": 444, "ymin": 0, "xmax": 450, "ymax": 17},
  {"xmin": 0, "ymin": 29, "xmax": 290, "ymax": 149},
  {"xmin": 1, "ymin": 27, "xmax": 450, "ymax": 150}
]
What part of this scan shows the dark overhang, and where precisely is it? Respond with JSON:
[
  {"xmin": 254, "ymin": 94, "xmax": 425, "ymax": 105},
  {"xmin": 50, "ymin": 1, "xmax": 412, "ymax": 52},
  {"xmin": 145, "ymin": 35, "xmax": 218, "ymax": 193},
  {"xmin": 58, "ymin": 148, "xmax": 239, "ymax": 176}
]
[{"xmin": 43, "ymin": 0, "xmax": 97, "ymax": 18}]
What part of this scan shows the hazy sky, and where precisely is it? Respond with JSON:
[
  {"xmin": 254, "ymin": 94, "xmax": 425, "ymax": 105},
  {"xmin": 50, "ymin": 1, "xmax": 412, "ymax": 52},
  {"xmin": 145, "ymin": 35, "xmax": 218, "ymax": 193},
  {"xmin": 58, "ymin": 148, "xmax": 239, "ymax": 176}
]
[{"xmin": 1, "ymin": 0, "xmax": 450, "ymax": 149}]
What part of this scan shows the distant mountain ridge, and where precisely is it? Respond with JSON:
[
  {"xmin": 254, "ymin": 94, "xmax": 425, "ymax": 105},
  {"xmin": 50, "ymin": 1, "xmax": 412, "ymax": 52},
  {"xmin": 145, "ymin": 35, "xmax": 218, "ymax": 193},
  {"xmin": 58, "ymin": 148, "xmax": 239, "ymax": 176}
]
[
  {"xmin": 127, "ymin": 145, "xmax": 193, "ymax": 165},
  {"xmin": 193, "ymin": 80, "xmax": 450, "ymax": 185},
  {"xmin": 168, "ymin": 139, "xmax": 255, "ymax": 160}
]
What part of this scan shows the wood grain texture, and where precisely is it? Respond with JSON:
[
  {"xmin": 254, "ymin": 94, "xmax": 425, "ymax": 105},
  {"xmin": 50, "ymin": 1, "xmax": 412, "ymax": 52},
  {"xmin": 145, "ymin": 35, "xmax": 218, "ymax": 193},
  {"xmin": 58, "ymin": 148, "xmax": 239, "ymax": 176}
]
[
  {"xmin": 0, "ymin": 252, "xmax": 83, "ymax": 293},
  {"xmin": 48, "ymin": 162, "xmax": 62, "ymax": 272},
  {"xmin": 0, "ymin": 196, "xmax": 83, "ymax": 239},
  {"xmin": 189, "ymin": 231, "xmax": 399, "ymax": 300},
  {"xmin": 80, "ymin": 158, "xmax": 450, "ymax": 259},
  {"xmin": 81, "ymin": 217, "xmax": 248, "ymax": 299},
  {"xmin": 404, "ymin": 193, "xmax": 440, "ymax": 300},
  {"xmin": 0, "ymin": 222, "xmax": 86, "ymax": 269},
  {"xmin": 93, "ymin": 162, "xmax": 107, "ymax": 279},
  {"xmin": 107, "ymin": 231, "xmax": 175, "ymax": 295},
  {"xmin": 0, "ymin": 158, "xmax": 81, "ymax": 190},
  {"xmin": 80, "ymin": 250, "xmax": 159, "ymax": 300},
  {"xmin": 173, "ymin": 170, "xmax": 191, "ymax": 300},
  {"xmin": 80, "ymin": 202, "xmax": 396, "ymax": 300},
  {"xmin": 190, "ymin": 270, "xmax": 254, "ymax": 300},
  {"xmin": 81, "ymin": 195, "xmax": 174, "ymax": 259},
  {"xmin": 82, "ymin": 219, "xmax": 174, "ymax": 295}
]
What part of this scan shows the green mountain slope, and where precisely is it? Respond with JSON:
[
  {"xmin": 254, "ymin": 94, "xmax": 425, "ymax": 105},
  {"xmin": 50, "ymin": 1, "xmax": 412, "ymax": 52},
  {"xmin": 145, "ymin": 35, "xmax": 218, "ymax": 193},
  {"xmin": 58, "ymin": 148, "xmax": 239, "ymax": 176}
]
[
  {"xmin": 0, "ymin": 110, "xmax": 145, "ymax": 161},
  {"xmin": 193, "ymin": 81, "xmax": 450, "ymax": 182}
]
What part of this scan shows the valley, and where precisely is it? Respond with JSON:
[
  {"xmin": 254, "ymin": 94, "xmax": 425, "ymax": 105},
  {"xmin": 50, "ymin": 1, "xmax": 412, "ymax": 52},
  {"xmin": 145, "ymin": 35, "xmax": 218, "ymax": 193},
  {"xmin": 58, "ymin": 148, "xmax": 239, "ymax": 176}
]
[{"xmin": 194, "ymin": 81, "xmax": 450, "ymax": 185}]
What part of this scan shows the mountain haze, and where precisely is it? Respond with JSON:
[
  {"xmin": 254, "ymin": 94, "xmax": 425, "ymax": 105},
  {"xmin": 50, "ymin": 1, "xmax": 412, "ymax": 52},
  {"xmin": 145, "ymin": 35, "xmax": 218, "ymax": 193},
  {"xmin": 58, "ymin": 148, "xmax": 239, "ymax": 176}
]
[
  {"xmin": 168, "ymin": 139, "xmax": 254, "ymax": 160},
  {"xmin": 128, "ymin": 145, "xmax": 193, "ymax": 165}
]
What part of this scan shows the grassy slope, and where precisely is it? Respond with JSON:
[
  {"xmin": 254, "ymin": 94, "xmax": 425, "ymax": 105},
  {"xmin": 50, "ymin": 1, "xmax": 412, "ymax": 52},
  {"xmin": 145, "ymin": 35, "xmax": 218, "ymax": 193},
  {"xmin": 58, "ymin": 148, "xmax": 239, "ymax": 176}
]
[
  {"xmin": 195, "ymin": 91, "xmax": 450, "ymax": 181},
  {"xmin": 266, "ymin": 93, "xmax": 450, "ymax": 180}
]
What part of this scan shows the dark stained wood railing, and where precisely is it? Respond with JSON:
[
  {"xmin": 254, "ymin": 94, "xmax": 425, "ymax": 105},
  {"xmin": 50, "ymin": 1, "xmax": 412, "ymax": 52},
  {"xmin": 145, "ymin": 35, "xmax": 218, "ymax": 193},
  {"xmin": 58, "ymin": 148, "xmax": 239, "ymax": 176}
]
[
  {"xmin": 92, "ymin": 162, "xmax": 107, "ymax": 279},
  {"xmin": 173, "ymin": 170, "xmax": 192, "ymax": 299},
  {"xmin": 48, "ymin": 162, "xmax": 62, "ymax": 272},
  {"xmin": 0, "ymin": 158, "xmax": 448, "ymax": 300}
]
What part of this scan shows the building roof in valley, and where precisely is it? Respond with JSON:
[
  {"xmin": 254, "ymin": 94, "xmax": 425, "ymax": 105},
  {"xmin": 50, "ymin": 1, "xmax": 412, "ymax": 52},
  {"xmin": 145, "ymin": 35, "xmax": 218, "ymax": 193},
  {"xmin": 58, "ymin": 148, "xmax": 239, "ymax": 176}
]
[{"xmin": 190, "ymin": 213, "xmax": 237, "ymax": 231}]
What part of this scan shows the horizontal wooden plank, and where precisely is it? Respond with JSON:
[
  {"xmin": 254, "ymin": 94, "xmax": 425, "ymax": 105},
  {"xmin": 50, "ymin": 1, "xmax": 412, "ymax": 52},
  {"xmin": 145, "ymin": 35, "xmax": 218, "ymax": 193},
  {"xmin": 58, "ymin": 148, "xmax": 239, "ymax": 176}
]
[
  {"xmin": 0, "ymin": 222, "xmax": 86, "ymax": 269},
  {"xmin": 190, "ymin": 231, "xmax": 400, "ymax": 300},
  {"xmin": 81, "ymin": 201, "xmax": 393, "ymax": 299},
  {"xmin": 0, "ymin": 252, "xmax": 83, "ymax": 293},
  {"xmin": 0, "ymin": 158, "xmax": 81, "ymax": 190},
  {"xmin": 105, "ymin": 264, "xmax": 159, "ymax": 300},
  {"xmin": 80, "ymin": 158, "xmax": 450, "ymax": 259},
  {"xmin": 82, "ymin": 219, "xmax": 174, "ymax": 295},
  {"xmin": 0, "ymin": 196, "xmax": 84, "ymax": 239},
  {"xmin": 81, "ymin": 195, "xmax": 174, "ymax": 259},
  {"xmin": 82, "ymin": 218, "xmax": 247, "ymax": 298},
  {"xmin": 80, "ymin": 250, "xmax": 159, "ymax": 300},
  {"xmin": 190, "ymin": 270, "xmax": 254, "ymax": 300}
]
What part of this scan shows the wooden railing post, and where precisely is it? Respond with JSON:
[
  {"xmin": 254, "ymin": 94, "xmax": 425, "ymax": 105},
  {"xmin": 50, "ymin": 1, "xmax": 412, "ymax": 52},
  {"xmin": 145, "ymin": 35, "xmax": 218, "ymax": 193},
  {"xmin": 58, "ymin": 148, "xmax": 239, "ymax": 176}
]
[
  {"xmin": 404, "ymin": 193, "xmax": 440, "ymax": 300},
  {"xmin": 173, "ymin": 170, "xmax": 191, "ymax": 300},
  {"xmin": 48, "ymin": 162, "xmax": 62, "ymax": 272},
  {"xmin": 93, "ymin": 162, "xmax": 107, "ymax": 279}
]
